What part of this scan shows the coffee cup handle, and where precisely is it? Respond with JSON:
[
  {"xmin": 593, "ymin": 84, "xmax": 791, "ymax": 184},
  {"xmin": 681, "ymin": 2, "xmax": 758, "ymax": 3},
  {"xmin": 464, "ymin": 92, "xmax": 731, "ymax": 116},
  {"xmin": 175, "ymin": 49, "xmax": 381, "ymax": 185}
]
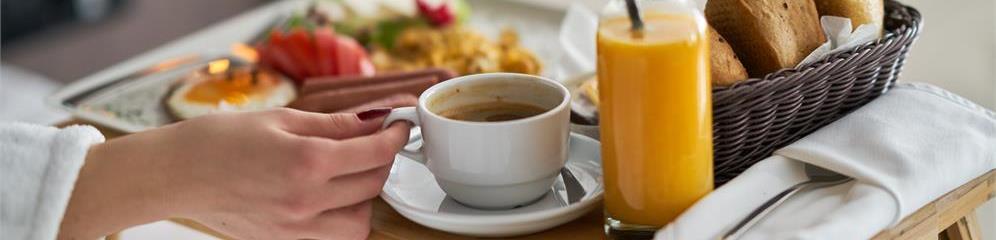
[{"xmin": 382, "ymin": 107, "xmax": 427, "ymax": 164}]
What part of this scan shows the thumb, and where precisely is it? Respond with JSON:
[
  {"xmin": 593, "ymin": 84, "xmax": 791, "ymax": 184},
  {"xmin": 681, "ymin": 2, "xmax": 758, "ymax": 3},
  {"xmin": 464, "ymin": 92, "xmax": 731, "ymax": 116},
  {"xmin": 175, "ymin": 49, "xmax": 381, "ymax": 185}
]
[{"xmin": 281, "ymin": 108, "xmax": 393, "ymax": 140}]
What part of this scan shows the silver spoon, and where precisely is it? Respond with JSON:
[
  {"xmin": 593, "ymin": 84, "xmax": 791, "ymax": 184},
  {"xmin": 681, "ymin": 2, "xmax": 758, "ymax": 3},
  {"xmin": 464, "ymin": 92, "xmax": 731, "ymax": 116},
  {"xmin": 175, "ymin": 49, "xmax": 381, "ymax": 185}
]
[
  {"xmin": 561, "ymin": 167, "xmax": 586, "ymax": 204},
  {"xmin": 551, "ymin": 166, "xmax": 587, "ymax": 207},
  {"xmin": 723, "ymin": 164, "xmax": 852, "ymax": 240}
]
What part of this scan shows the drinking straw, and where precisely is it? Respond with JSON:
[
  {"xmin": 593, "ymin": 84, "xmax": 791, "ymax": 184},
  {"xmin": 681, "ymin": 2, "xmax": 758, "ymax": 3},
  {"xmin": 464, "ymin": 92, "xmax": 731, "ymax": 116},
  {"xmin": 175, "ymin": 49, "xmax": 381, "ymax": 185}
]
[{"xmin": 624, "ymin": 0, "xmax": 644, "ymax": 31}]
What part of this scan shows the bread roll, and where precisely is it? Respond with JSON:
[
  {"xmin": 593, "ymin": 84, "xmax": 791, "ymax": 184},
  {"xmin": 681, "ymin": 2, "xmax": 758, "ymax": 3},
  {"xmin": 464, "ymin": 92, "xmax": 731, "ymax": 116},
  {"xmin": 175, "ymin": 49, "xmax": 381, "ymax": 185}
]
[
  {"xmin": 706, "ymin": 0, "xmax": 826, "ymax": 78},
  {"xmin": 579, "ymin": 77, "xmax": 599, "ymax": 106},
  {"xmin": 708, "ymin": 26, "xmax": 748, "ymax": 86},
  {"xmin": 814, "ymin": 0, "xmax": 884, "ymax": 30}
]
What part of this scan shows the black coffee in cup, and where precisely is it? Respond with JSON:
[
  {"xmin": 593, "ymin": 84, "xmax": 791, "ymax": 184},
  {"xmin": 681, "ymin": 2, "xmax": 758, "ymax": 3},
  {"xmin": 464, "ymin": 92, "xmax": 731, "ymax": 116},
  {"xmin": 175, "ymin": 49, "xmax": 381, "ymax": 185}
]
[{"xmin": 438, "ymin": 101, "xmax": 548, "ymax": 122}]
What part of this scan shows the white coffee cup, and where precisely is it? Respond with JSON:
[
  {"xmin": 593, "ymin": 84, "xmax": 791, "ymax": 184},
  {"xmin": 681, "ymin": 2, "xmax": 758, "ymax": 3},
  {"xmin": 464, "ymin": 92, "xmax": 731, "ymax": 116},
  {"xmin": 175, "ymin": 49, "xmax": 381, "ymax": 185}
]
[{"xmin": 382, "ymin": 73, "xmax": 571, "ymax": 209}]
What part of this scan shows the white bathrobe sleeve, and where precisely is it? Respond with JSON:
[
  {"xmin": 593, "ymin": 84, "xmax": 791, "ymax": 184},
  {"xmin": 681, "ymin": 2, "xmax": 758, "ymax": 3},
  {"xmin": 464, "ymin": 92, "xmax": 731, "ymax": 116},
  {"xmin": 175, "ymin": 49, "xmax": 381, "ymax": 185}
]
[{"xmin": 1, "ymin": 123, "xmax": 105, "ymax": 240}]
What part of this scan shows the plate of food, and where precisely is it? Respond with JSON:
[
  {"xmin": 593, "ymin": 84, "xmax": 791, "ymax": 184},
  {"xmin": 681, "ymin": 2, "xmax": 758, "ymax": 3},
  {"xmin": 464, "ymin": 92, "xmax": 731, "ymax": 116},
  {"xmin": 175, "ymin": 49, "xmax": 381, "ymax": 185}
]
[{"xmin": 48, "ymin": 0, "xmax": 564, "ymax": 133}]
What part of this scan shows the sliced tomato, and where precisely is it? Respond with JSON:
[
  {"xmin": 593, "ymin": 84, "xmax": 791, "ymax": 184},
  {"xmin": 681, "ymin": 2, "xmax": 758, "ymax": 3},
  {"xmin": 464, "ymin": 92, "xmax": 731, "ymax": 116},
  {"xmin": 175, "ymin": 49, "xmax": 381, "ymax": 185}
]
[
  {"xmin": 355, "ymin": 44, "xmax": 375, "ymax": 77},
  {"xmin": 352, "ymin": 42, "xmax": 375, "ymax": 77},
  {"xmin": 312, "ymin": 28, "xmax": 339, "ymax": 77},
  {"xmin": 256, "ymin": 43, "xmax": 275, "ymax": 69},
  {"xmin": 256, "ymin": 44, "xmax": 286, "ymax": 79},
  {"xmin": 334, "ymin": 36, "xmax": 368, "ymax": 76},
  {"xmin": 284, "ymin": 28, "xmax": 320, "ymax": 77},
  {"xmin": 265, "ymin": 45, "xmax": 306, "ymax": 82},
  {"xmin": 261, "ymin": 31, "xmax": 307, "ymax": 81},
  {"xmin": 258, "ymin": 27, "xmax": 373, "ymax": 82},
  {"xmin": 358, "ymin": 56, "xmax": 375, "ymax": 76}
]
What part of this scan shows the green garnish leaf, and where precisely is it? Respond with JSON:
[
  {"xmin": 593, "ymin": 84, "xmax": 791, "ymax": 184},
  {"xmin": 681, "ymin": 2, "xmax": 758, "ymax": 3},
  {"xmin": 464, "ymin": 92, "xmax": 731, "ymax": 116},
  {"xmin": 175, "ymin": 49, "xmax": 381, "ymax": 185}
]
[{"xmin": 370, "ymin": 18, "xmax": 429, "ymax": 49}]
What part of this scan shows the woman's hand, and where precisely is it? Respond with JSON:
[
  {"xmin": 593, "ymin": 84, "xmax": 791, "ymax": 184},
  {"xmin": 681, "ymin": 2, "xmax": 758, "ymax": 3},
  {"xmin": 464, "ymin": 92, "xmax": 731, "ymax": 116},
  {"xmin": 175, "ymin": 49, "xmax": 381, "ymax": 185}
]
[
  {"xmin": 60, "ymin": 95, "xmax": 416, "ymax": 239},
  {"xmin": 167, "ymin": 108, "xmax": 410, "ymax": 239}
]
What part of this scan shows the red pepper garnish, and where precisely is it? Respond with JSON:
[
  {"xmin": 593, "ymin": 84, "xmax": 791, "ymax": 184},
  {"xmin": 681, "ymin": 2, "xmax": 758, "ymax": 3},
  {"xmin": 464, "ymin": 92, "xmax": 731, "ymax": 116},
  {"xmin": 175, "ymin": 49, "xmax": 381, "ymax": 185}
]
[{"xmin": 416, "ymin": 0, "xmax": 455, "ymax": 27}]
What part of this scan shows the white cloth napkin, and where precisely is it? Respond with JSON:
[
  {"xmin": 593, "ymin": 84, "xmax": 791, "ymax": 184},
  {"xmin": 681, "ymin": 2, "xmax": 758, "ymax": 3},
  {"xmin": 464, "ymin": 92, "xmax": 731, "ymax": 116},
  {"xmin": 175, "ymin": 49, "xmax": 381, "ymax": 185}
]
[
  {"xmin": 656, "ymin": 83, "xmax": 996, "ymax": 240},
  {"xmin": 552, "ymin": 3, "xmax": 599, "ymax": 81},
  {"xmin": 798, "ymin": 16, "xmax": 882, "ymax": 66}
]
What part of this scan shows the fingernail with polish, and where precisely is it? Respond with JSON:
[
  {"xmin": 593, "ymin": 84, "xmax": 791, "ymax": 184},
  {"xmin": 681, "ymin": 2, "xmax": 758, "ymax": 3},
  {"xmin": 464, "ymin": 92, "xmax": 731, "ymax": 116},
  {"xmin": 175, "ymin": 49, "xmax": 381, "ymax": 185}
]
[{"xmin": 357, "ymin": 108, "xmax": 392, "ymax": 121}]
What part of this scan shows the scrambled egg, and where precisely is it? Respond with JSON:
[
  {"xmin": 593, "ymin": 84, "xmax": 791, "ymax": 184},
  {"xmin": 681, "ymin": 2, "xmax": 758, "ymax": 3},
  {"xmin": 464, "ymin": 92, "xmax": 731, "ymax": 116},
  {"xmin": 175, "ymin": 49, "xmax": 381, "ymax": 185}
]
[{"xmin": 370, "ymin": 26, "xmax": 542, "ymax": 75}]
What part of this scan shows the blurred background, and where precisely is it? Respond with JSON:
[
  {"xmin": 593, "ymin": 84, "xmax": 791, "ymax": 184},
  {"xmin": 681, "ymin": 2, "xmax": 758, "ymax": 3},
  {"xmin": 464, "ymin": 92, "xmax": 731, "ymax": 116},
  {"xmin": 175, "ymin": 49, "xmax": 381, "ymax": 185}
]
[
  {"xmin": 1, "ymin": 0, "xmax": 270, "ymax": 124},
  {"xmin": 2, "ymin": 0, "xmax": 993, "ymax": 122},
  {"xmin": 1, "ymin": 0, "xmax": 993, "ymax": 238}
]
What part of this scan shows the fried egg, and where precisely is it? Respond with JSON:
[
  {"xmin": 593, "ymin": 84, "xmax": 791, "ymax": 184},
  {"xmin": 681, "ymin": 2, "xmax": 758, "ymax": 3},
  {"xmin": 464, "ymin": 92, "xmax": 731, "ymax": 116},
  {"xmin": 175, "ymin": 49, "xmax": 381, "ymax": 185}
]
[{"xmin": 167, "ymin": 62, "xmax": 296, "ymax": 120}]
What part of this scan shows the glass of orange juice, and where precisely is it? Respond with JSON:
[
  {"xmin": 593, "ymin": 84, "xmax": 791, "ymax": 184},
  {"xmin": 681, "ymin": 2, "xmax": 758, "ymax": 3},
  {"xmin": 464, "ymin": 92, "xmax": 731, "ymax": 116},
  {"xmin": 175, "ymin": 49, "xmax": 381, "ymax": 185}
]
[{"xmin": 597, "ymin": 0, "xmax": 713, "ymax": 235}]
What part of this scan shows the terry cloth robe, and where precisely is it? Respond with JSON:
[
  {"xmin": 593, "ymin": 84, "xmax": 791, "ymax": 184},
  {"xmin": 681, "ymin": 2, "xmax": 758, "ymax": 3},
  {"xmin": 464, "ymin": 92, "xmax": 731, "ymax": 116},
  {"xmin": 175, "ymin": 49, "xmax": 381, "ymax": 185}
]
[{"xmin": 1, "ymin": 123, "xmax": 105, "ymax": 239}]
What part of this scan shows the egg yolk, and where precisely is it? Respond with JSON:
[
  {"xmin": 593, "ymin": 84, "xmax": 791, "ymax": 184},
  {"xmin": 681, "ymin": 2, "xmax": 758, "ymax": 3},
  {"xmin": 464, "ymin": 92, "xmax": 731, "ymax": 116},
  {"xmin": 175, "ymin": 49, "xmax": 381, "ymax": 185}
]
[{"xmin": 184, "ymin": 68, "xmax": 280, "ymax": 105}]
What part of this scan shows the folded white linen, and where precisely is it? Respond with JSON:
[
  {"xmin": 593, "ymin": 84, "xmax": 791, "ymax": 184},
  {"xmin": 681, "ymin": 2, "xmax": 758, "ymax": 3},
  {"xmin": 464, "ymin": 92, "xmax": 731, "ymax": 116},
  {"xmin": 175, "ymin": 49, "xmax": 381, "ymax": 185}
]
[{"xmin": 656, "ymin": 83, "xmax": 996, "ymax": 240}]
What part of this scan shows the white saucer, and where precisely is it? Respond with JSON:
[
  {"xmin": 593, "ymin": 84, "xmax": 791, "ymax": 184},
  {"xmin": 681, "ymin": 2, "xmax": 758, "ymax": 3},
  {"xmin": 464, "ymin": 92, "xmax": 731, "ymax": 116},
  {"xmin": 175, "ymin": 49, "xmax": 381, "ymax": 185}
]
[{"xmin": 380, "ymin": 133, "xmax": 604, "ymax": 237}]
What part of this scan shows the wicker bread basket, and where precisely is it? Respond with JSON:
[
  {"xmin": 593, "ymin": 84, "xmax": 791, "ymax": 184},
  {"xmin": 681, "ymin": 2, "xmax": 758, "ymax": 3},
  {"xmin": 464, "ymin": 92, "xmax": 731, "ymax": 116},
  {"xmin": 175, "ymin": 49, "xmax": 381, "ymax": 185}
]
[{"xmin": 711, "ymin": 0, "xmax": 922, "ymax": 185}]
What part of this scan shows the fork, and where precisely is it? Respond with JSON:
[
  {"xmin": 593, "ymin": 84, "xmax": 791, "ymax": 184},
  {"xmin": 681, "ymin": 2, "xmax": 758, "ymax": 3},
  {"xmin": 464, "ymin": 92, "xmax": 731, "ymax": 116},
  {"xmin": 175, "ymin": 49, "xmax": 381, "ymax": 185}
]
[{"xmin": 722, "ymin": 163, "xmax": 852, "ymax": 240}]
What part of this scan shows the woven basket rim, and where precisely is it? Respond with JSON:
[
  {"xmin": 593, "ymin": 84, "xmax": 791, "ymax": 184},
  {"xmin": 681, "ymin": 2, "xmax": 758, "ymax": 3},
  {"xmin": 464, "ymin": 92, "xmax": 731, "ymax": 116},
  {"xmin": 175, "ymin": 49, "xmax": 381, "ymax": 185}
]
[{"xmin": 713, "ymin": 0, "xmax": 923, "ymax": 92}]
